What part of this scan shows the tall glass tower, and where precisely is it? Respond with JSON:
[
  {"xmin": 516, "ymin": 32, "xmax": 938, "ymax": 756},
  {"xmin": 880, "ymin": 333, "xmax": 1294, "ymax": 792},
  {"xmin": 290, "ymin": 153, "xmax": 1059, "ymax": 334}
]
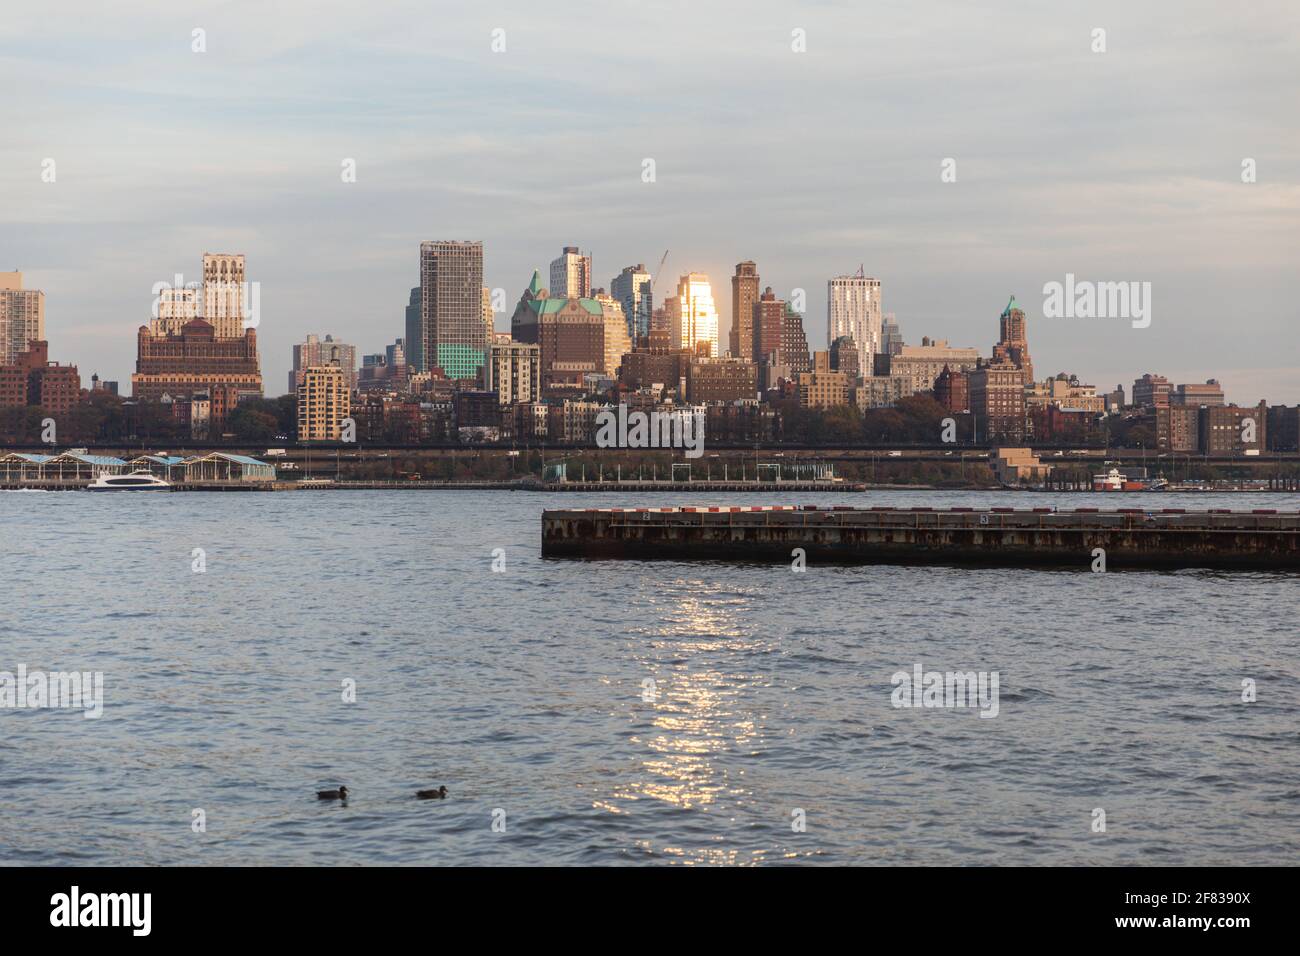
[
  {"xmin": 420, "ymin": 240, "xmax": 486, "ymax": 381},
  {"xmin": 611, "ymin": 264, "xmax": 653, "ymax": 341},
  {"xmin": 667, "ymin": 273, "xmax": 720, "ymax": 357}
]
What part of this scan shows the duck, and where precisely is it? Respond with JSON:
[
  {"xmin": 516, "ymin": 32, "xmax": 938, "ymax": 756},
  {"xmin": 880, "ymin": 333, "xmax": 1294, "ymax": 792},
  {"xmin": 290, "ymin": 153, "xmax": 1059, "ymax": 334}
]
[
  {"xmin": 416, "ymin": 786, "xmax": 448, "ymax": 800},
  {"xmin": 317, "ymin": 786, "xmax": 349, "ymax": 800}
]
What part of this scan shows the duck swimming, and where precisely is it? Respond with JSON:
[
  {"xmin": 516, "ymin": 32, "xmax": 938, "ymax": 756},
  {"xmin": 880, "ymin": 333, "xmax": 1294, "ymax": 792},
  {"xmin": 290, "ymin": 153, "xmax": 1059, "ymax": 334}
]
[
  {"xmin": 416, "ymin": 786, "xmax": 448, "ymax": 799},
  {"xmin": 317, "ymin": 786, "xmax": 349, "ymax": 800}
]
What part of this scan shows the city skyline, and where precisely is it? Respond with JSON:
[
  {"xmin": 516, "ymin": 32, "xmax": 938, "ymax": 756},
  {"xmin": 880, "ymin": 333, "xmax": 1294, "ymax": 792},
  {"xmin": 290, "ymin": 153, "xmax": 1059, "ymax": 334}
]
[
  {"xmin": 4, "ymin": 244, "xmax": 1296, "ymax": 410},
  {"xmin": 2, "ymin": 2, "xmax": 1296, "ymax": 403},
  {"xmin": 0, "ymin": 1, "xmax": 1297, "ymax": 890}
]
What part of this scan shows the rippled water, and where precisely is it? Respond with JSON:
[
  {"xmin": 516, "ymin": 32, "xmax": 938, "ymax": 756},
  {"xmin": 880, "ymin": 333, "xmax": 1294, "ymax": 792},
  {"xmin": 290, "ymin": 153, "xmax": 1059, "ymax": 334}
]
[{"xmin": 1, "ymin": 488, "xmax": 1296, "ymax": 865}]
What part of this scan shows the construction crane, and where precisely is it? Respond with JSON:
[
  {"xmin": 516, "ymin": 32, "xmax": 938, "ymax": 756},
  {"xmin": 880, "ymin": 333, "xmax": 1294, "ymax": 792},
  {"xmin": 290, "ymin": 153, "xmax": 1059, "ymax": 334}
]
[
  {"xmin": 636, "ymin": 250, "xmax": 669, "ymax": 342},
  {"xmin": 650, "ymin": 249, "xmax": 670, "ymax": 295}
]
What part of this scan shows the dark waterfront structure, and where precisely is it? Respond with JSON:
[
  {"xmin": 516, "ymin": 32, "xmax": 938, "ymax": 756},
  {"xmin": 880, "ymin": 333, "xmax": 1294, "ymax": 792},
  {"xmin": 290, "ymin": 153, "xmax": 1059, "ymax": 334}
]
[{"xmin": 542, "ymin": 506, "xmax": 1300, "ymax": 569}]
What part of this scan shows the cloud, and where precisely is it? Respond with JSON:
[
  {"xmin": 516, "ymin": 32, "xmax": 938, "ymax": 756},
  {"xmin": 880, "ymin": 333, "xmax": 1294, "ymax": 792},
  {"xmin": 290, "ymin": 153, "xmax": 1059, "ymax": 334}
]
[{"xmin": 1, "ymin": 0, "xmax": 1297, "ymax": 400}]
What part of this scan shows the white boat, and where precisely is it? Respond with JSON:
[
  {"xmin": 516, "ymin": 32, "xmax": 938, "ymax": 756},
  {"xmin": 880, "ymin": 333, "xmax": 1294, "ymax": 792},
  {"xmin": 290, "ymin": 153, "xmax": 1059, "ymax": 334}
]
[
  {"xmin": 87, "ymin": 471, "xmax": 171, "ymax": 491},
  {"xmin": 1093, "ymin": 467, "xmax": 1126, "ymax": 491},
  {"xmin": 1093, "ymin": 467, "xmax": 1160, "ymax": 492}
]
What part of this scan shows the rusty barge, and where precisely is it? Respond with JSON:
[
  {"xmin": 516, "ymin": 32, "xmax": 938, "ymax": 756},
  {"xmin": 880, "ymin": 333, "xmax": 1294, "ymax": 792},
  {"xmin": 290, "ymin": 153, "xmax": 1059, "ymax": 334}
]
[{"xmin": 541, "ymin": 506, "xmax": 1300, "ymax": 569}]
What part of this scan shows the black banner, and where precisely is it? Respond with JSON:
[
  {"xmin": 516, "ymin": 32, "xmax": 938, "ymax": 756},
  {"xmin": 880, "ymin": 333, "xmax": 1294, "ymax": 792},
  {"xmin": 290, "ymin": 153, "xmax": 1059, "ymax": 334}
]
[{"xmin": 0, "ymin": 866, "xmax": 1279, "ymax": 941}]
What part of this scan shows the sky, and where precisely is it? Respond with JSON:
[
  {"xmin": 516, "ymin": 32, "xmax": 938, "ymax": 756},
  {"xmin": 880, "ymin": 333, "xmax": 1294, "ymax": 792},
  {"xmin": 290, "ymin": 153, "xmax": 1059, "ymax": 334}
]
[{"xmin": 1, "ymin": 0, "xmax": 1297, "ymax": 402}]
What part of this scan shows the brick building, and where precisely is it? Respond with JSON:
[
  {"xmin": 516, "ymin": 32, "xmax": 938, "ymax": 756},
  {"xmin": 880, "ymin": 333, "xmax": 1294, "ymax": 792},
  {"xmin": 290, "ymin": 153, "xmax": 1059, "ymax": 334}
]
[
  {"xmin": 618, "ymin": 330, "xmax": 690, "ymax": 396},
  {"xmin": 1155, "ymin": 404, "xmax": 1200, "ymax": 452},
  {"xmin": 730, "ymin": 261, "xmax": 759, "ymax": 362},
  {"xmin": 1199, "ymin": 403, "xmax": 1267, "ymax": 456},
  {"xmin": 1132, "ymin": 373, "xmax": 1172, "ymax": 410},
  {"xmin": 933, "ymin": 364, "xmax": 969, "ymax": 414},
  {"xmin": 829, "ymin": 335, "xmax": 861, "ymax": 379},
  {"xmin": 751, "ymin": 287, "xmax": 784, "ymax": 363},
  {"xmin": 510, "ymin": 273, "xmax": 621, "ymax": 389},
  {"xmin": 132, "ymin": 319, "xmax": 261, "ymax": 433},
  {"xmin": 798, "ymin": 352, "xmax": 850, "ymax": 409},
  {"xmin": 1029, "ymin": 405, "xmax": 1100, "ymax": 442},
  {"xmin": 992, "ymin": 296, "xmax": 1033, "ymax": 385},
  {"xmin": 887, "ymin": 337, "xmax": 981, "ymax": 395},
  {"xmin": 686, "ymin": 357, "xmax": 757, "ymax": 404},
  {"xmin": 1172, "ymin": 379, "xmax": 1225, "ymax": 407},
  {"xmin": 781, "ymin": 303, "xmax": 812, "ymax": 374},
  {"xmin": 453, "ymin": 390, "xmax": 501, "ymax": 429},
  {"xmin": 705, "ymin": 403, "xmax": 777, "ymax": 443},
  {"xmin": 0, "ymin": 341, "xmax": 81, "ymax": 414},
  {"xmin": 1266, "ymin": 405, "xmax": 1300, "ymax": 452},
  {"xmin": 969, "ymin": 360, "xmax": 1025, "ymax": 441}
]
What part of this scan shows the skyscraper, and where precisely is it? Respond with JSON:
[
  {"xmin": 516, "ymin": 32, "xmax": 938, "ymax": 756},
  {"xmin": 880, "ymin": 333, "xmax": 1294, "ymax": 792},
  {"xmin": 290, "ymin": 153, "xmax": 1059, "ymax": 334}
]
[
  {"xmin": 666, "ymin": 273, "xmax": 720, "ymax": 357},
  {"xmin": 594, "ymin": 291, "xmax": 631, "ymax": 377},
  {"xmin": 549, "ymin": 246, "xmax": 592, "ymax": 299},
  {"xmin": 404, "ymin": 287, "xmax": 422, "ymax": 372},
  {"xmin": 0, "ymin": 272, "xmax": 45, "ymax": 366},
  {"xmin": 420, "ymin": 240, "xmax": 486, "ymax": 381},
  {"xmin": 154, "ymin": 286, "xmax": 199, "ymax": 335},
  {"xmin": 782, "ymin": 303, "xmax": 812, "ymax": 374},
  {"xmin": 827, "ymin": 271, "xmax": 882, "ymax": 357},
  {"xmin": 611, "ymin": 265, "xmax": 652, "ymax": 341},
  {"xmin": 730, "ymin": 261, "xmax": 759, "ymax": 361},
  {"xmin": 881, "ymin": 313, "xmax": 904, "ymax": 355},
  {"xmin": 201, "ymin": 253, "xmax": 247, "ymax": 338},
  {"xmin": 752, "ymin": 287, "xmax": 784, "ymax": 362},
  {"xmin": 992, "ymin": 295, "xmax": 1033, "ymax": 386},
  {"xmin": 134, "ymin": 254, "xmax": 262, "ymax": 422}
]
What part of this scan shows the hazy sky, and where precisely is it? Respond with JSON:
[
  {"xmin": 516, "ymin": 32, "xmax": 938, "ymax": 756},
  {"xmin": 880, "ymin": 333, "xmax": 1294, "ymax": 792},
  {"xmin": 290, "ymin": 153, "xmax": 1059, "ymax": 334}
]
[{"xmin": 2, "ymin": 1, "xmax": 1297, "ymax": 401}]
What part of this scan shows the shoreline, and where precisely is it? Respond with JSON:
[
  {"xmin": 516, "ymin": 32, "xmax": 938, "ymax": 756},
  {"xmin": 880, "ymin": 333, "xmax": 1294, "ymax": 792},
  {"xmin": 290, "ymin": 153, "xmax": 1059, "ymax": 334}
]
[{"xmin": 2, "ymin": 479, "xmax": 1291, "ymax": 493}]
